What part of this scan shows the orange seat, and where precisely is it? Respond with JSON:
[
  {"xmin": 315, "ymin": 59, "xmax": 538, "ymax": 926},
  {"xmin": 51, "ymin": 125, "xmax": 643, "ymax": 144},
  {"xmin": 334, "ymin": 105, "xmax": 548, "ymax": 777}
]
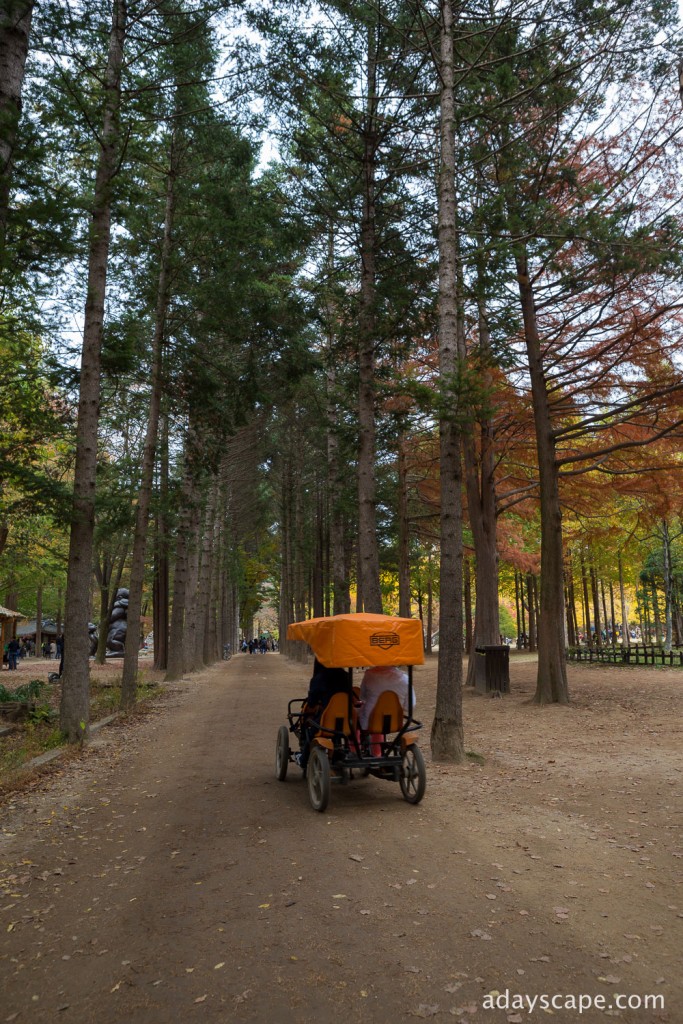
[
  {"xmin": 315, "ymin": 692, "xmax": 357, "ymax": 739},
  {"xmin": 366, "ymin": 690, "xmax": 404, "ymax": 736}
]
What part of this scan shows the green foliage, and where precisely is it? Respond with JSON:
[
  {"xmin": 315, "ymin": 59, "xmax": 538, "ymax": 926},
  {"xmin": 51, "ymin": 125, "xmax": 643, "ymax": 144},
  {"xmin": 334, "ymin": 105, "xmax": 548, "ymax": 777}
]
[
  {"xmin": 28, "ymin": 703, "xmax": 56, "ymax": 724},
  {"xmin": 0, "ymin": 322, "xmax": 72, "ymax": 530},
  {"xmin": 0, "ymin": 678, "xmax": 44, "ymax": 703}
]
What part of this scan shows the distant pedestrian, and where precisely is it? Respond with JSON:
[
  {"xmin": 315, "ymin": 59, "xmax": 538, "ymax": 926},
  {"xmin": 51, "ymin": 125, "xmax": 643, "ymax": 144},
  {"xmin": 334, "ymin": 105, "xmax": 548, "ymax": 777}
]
[{"xmin": 7, "ymin": 637, "xmax": 20, "ymax": 670}]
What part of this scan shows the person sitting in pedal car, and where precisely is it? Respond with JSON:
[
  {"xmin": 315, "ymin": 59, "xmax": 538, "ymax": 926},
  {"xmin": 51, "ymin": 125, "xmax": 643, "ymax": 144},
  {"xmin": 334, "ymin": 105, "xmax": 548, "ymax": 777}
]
[
  {"xmin": 358, "ymin": 665, "xmax": 414, "ymax": 754},
  {"xmin": 296, "ymin": 659, "xmax": 353, "ymax": 771}
]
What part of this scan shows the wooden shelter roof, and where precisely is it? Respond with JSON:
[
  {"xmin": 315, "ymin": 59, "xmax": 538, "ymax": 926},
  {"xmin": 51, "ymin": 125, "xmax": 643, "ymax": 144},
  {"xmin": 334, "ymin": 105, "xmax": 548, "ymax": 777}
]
[{"xmin": 0, "ymin": 604, "xmax": 23, "ymax": 619}]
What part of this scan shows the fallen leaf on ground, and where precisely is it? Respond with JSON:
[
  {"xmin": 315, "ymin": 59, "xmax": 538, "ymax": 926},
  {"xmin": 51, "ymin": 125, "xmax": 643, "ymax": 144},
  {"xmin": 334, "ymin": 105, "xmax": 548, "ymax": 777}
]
[{"xmin": 413, "ymin": 1004, "xmax": 440, "ymax": 1018}]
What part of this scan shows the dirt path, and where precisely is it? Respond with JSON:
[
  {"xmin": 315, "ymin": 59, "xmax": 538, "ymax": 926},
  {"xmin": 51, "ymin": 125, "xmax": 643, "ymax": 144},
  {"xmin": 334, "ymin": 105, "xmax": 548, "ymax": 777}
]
[{"xmin": 0, "ymin": 654, "xmax": 680, "ymax": 1023}]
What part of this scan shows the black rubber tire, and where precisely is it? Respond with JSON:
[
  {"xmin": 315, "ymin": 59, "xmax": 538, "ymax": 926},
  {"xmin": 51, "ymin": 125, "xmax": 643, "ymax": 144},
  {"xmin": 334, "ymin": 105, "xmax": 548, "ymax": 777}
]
[
  {"xmin": 307, "ymin": 746, "xmax": 331, "ymax": 812},
  {"xmin": 399, "ymin": 744, "xmax": 426, "ymax": 804},
  {"xmin": 275, "ymin": 725, "xmax": 289, "ymax": 781}
]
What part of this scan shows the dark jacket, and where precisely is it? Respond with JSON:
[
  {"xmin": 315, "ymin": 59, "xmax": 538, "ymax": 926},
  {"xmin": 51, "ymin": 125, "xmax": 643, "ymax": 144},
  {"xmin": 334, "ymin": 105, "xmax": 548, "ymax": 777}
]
[{"xmin": 306, "ymin": 662, "xmax": 350, "ymax": 710}]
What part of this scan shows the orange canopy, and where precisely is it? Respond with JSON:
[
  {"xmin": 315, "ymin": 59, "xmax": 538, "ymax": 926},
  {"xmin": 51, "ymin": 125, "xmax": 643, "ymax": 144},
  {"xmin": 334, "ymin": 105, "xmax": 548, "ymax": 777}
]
[{"xmin": 286, "ymin": 612, "xmax": 425, "ymax": 668}]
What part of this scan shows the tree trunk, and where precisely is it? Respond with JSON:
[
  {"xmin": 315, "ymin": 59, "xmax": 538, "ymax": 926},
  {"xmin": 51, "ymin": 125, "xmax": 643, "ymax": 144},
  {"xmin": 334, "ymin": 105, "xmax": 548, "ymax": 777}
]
[
  {"xmin": 426, "ymin": 555, "xmax": 433, "ymax": 654},
  {"xmin": 166, "ymin": 453, "xmax": 197, "ymax": 681},
  {"xmin": 312, "ymin": 485, "xmax": 324, "ymax": 617},
  {"xmin": 278, "ymin": 458, "xmax": 294, "ymax": 657},
  {"xmin": 461, "ymin": 293, "xmax": 499, "ymax": 686},
  {"xmin": 618, "ymin": 553, "xmax": 629, "ymax": 647},
  {"xmin": 609, "ymin": 581, "xmax": 616, "ymax": 645},
  {"xmin": 293, "ymin": 462, "xmax": 306, "ymax": 625},
  {"xmin": 182, "ymin": 506, "xmax": 202, "ymax": 672},
  {"xmin": 60, "ymin": 0, "xmax": 127, "ymax": 742},
  {"xmin": 651, "ymin": 575, "xmax": 662, "ymax": 647},
  {"xmin": 398, "ymin": 434, "xmax": 411, "ymax": 618},
  {"xmin": 600, "ymin": 577, "xmax": 609, "ymax": 644},
  {"xmin": 193, "ymin": 483, "xmax": 216, "ymax": 669},
  {"xmin": 327, "ymin": 380, "xmax": 350, "ymax": 615},
  {"xmin": 463, "ymin": 556, "xmax": 472, "ymax": 663},
  {"xmin": 526, "ymin": 574, "xmax": 536, "ymax": 652},
  {"xmin": 431, "ymin": 0, "xmax": 464, "ymax": 762},
  {"xmin": 515, "ymin": 245, "xmax": 568, "ymax": 703},
  {"xmin": 658, "ymin": 522, "xmax": 673, "ymax": 650},
  {"xmin": 565, "ymin": 554, "xmax": 576, "ymax": 646},
  {"xmin": 0, "ymin": 0, "xmax": 33, "ymax": 255},
  {"xmin": 95, "ymin": 562, "xmax": 110, "ymax": 665},
  {"xmin": 580, "ymin": 551, "xmax": 590, "ymax": 643},
  {"xmin": 35, "ymin": 583, "xmax": 42, "ymax": 657},
  {"xmin": 121, "ymin": 136, "xmax": 176, "ymax": 706},
  {"xmin": 153, "ymin": 414, "xmax": 169, "ymax": 671},
  {"xmin": 518, "ymin": 570, "xmax": 527, "ymax": 645},
  {"xmin": 356, "ymin": 21, "xmax": 383, "ymax": 614}
]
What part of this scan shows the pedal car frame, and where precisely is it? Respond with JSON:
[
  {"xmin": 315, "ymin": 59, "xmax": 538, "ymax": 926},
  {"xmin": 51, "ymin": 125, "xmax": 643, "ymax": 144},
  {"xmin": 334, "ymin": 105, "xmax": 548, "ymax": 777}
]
[{"xmin": 275, "ymin": 612, "xmax": 426, "ymax": 811}]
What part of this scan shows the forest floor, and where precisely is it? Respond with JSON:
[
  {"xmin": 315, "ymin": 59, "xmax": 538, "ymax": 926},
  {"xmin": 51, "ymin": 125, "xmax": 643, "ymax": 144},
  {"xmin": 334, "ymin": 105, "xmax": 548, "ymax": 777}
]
[
  {"xmin": 0, "ymin": 652, "xmax": 680, "ymax": 1023},
  {"xmin": 0, "ymin": 656, "xmax": 163, "ymax": 778}
]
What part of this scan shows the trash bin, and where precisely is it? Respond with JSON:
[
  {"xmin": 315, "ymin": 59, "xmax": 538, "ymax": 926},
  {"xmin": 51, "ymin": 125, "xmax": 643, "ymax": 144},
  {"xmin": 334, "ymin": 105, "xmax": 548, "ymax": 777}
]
[{"xmin": 474, "ymin": 645, "xmax": 510, "ymax": 695}]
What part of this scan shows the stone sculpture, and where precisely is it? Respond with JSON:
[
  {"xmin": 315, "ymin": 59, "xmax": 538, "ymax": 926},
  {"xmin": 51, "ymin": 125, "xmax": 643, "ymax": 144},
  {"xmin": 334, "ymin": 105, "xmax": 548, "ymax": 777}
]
[{"xmin": 106, "ymin": 588, "xmax": 129, "ymax": 654}]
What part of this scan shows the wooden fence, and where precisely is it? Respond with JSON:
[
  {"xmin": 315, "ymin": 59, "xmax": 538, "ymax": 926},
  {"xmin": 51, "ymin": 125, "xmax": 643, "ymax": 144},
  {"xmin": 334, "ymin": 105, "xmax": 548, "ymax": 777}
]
[{"xmin": 566, "ymin": 644, "xmax": 683, "ymax": 667}]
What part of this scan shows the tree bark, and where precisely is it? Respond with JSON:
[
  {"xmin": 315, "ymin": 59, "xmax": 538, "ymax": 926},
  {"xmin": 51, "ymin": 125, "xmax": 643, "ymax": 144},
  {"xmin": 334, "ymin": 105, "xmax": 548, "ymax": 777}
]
[
  {"xmin": 121, "ymin": 137, "xmax": 176, "ymax": 706},
  {"xmin": 590, "ymin": 563, "xmax": 601, "ymax": 643},
  {"xmin": 94, "ymin": 556, "xmax": 110, "ymax": 665},
  {"xmin": 398, "ymin": 434, "xmax": 411, "ymax": 617},
  {"xmin": 600, "ymin": 577, "xmax": 609, "ymax": 643},
  {"xmin": 166, "ymin": 449, "xmax": 197, "ymax": 681},
  {"xmin": 327, "ymin": 372, "xmax": 350, "ymax": 615},
  {"xmin": 35, "ymin": 583, "xmax": 42, "ymax": 657},
  {"xmin": 153, "ymin": 414, "xmax": 169, "ymax": 671},
  {"xmin": 651, "ymin": 574, "xmax": 662, "ymax": 646},
  {"xmin": 515, "ymin": 245, "xmax": 569, "ymax": 703},
  {"xmin": 618, "ymin": 552, "xmax": 629, "ymax": 647},
  {"xmin": 60, "ymin": 0, "xmax": 127, "ymax": 741},
  {"xmin": 312, "ymin": 485, "xmax": 325, "ymax": 617},
  {"xmin": 609, "ymin": 581, "xmax": 616, "ymax": 645},
  {"xmin": 426, "ymin": 554, "xmax": 433, "ymax": 654},
  {"xmin": 0, "ymin": 0, "xmax": 33, "ymax": 256},
  {"xmin": 461, "ymin": 293, "xmax": 499, "ymax": 685},
  {"xmin": 565, "ymin": 554, "xmax": 576, "ymax": 646},
  {"xmin": 356, "ymin": 20, "xmax": 383, "ymax": 614},
  {"xmin": 463, "ymin": 556, "xmax": 472, "ymax": 663},
  {"xmin": 193, "ymin": 482, "xmax": 216, "ymax": 669},
  {"xmin": 182, "ymin": 506, "xmax": 202, "ymax": 671},
  {"xmin": 431, "ymin": 0, "xmax": 465, "ymax": 762},
  {"xmin": 526, "ymin": 573, "xmax": 536, "ymax": 652}
]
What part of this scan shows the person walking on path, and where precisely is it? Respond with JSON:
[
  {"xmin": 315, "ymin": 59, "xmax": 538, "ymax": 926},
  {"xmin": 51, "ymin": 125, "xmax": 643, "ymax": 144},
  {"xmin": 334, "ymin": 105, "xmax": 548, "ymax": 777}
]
[{"xmin": 7, "ymin": 637, "xmax": 20, "ymax": 670}]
